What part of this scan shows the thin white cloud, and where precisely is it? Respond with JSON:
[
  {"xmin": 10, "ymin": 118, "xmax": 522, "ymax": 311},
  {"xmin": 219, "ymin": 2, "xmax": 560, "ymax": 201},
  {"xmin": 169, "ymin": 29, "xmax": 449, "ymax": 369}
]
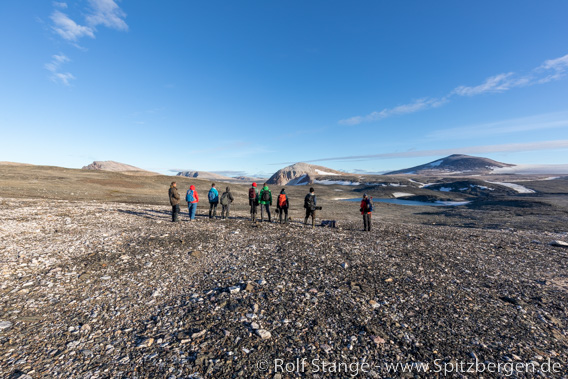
[
  {"xmin": 297, "ymin": 140, "xmax": 568, "ymax": 163},
  {"xmin": 53, "ymin": 72, "xmax": 76, "ymax": 86},
  {"xmin": 341, "ymin": 53, "xmax": 568, "ymax": 125},
  {"xmin": 536, "ymin": 53, "xmax": 568, "ymax": 84},
  {"xmin": 45, "ymin": 53, "xmax": 75, "ymax": 86},
  {"xmin": 46, "ymin": 0, "xmax": 127, "ymax": 85},
  {"xmin": 50, "ymin": 10, "xmax": 95, "ymax": 41},
  {"xmin": 86, "ymin": 0, "xmax": 128, "ymax": 31},
  {"xmin": 339, "ymin": 97, "xmax": 448, "ymax": 125},
  {"xmin": 452, "ymin": 73, "xmax": 515, "ymax": 96},
  {"xmin": 49, "ymin": 0, "xmax": 127, "ymax": 42}
]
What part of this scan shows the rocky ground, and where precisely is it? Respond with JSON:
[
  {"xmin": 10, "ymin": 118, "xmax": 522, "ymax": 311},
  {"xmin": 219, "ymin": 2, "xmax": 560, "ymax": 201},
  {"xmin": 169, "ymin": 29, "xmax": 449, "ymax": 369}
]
[{"xmin": 1, "ymin": 198, "xmax": 568, "ymax": 378}]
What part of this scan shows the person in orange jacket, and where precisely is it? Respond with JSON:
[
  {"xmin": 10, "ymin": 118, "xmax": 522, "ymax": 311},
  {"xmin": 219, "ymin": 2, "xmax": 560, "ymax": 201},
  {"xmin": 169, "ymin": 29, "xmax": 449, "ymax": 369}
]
[
  {"xmin": 360, "ymin": 193, "xmax": 373, "ymax": 231},
  {"xmin": 186, "ymin": 184, "xmax": 199, "ymax": 221}
]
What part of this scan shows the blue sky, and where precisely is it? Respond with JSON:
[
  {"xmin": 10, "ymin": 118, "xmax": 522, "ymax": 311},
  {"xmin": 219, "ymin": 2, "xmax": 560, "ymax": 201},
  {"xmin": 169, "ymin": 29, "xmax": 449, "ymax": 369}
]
[{"xmin": 1, "ymin": 1, "xmax": 567, "ymax": 177}]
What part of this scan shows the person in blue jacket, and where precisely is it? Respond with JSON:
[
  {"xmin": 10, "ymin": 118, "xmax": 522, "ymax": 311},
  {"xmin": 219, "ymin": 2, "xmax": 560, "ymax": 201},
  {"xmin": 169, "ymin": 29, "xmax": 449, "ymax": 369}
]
[{"xmin": 208, "ymin": 183, "xmax": 219, "ymax": 219}]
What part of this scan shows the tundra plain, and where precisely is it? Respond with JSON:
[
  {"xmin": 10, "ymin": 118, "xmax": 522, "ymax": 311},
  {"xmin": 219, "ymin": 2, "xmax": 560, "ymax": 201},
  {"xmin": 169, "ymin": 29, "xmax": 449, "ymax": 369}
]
[{"xmin": 1, "ymin": 164, "xmax": 567, "ymax": 378}]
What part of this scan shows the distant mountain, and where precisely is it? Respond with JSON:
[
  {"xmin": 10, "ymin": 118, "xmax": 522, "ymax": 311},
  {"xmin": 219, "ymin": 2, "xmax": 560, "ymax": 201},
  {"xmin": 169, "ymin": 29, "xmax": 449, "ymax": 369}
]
[
  {"xmin": 177, "ymin": 171, "xmax": 262, "ymax": 183},
  {"xmin": 82, "ymin": 161, "xmax": 157, "ymax": 175},
  {"xmin": 386, "ymin": 154, "xmax": 514, "ymax": 176},
  {"xmin": 177, "ymin": 171, "xmax": 234, "ymax": 181},
  {"xmin": 266, "ymin": 162, "xmax": 345, "ymax": 185},
  {"xmin": 233, "ymin": 176, "xmax": 262, "ymax": 183},
  {"xmin": 0, "ymin": 161, "xmax": 33, "ymax": 166}
]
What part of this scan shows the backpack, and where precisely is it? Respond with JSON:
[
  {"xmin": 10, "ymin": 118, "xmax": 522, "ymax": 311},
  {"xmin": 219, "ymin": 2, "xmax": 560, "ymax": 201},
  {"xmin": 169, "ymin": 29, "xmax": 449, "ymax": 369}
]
[
  {"xmin": 249, "ymin": 187, "xmax": 257, "ymax": 199},
  {"xmin": 220, "ymin": 192, "xmax": 229, "ymax": 206},
  {"xmin": 278, "ymin": 194, "xmax": 287, "ymax": 208},
  {"xmin": 186, "ymin": 190, "xmax": 195, "ymax": 203},
  {"xmin": 208, "ymin": 189, "xmax": 217, "ymax": 203},
  {"xmin": 366, "ymin": 198, "xmax": 374, "ymax": 212},
  {"xmin": 304, "ymin": 194, "xmax": 314, "ymax": 210},
  {"xmin": 261, "ymin": 190, "xmax": 270, "ymax": 202}
]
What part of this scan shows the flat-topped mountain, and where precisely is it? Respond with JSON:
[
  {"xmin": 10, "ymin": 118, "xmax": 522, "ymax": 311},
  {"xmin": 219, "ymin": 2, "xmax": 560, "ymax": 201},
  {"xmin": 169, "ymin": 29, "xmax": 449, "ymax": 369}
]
[
  {"xmin": 386, "ymin": 154, "xmax": 514, "ymax": 176},
  {"xmin": 266, "ymin": 162, "xmax": 344, "ymax": 185},
  {"xmin": 82, "ymin": 160, "xmax": 154, "ymax": 174}
]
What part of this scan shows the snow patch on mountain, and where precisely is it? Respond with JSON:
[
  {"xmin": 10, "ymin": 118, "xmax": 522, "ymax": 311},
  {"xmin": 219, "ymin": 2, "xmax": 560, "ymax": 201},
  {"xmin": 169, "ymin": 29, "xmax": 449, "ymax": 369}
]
[{"xmin": 315, "ymin": 169, "xmax": 340, "ymax": 176}]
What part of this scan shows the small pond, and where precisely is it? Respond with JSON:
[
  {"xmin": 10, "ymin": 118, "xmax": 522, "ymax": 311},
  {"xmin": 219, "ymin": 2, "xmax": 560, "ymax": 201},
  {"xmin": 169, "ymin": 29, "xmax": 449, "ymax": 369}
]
[{"xmin": 341, "ymin": 198, "xmax": 470, "ymax": 207}]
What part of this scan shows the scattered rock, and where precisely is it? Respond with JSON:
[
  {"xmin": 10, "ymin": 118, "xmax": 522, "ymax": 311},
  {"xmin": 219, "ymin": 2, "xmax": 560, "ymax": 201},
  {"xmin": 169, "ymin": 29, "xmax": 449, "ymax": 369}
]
[
  {"xmin": 255, "ymin": 329, "xmax": 271, "ymax": 339},
  {"xmin": 192, "ymin": 330, "xmax": 207, "ymax": 339},
  {"xmin": 228, "ymin": 286, "xmax": 241, "ymax": 294},
  {"xmin": 550, "ymin": 240, "xmax": 568, "ymax": 248},
  {"xmin": 369, "ymin": 300, "xmax": 380, "ymax": 309},
  {"xmin": 0, "ymin": 321, "xmax": 13, "ymax": 331},
  {"xmin": 1, "ymin": 198, "xmax": 567, "ymax": 378}
]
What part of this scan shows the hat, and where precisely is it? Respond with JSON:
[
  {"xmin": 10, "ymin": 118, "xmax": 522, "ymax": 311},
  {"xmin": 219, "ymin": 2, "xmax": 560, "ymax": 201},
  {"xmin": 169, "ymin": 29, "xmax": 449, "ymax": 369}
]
[
  {"xmin": 363, "ymin": 193, "xmax": 368, "ymax": 197},
  {"xmin": 252, "ymin": 182, "xmax": 257, "ymax": 187}
]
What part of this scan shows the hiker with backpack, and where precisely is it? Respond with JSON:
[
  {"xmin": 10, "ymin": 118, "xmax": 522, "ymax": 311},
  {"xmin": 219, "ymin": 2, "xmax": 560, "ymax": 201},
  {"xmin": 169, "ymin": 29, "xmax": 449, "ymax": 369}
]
[
  {"xmin": 259, "ymin": 183, "xmax": 272, "ymax": 222},
  {"xmin": 169, "ymin": 181, "xmax": 180, "ymax": 222},
  {"xmin": 208, "ymin": 183, "xmax": 219, "ymax": 219},
  {"xmin": 220, "ymin": 186, "xmax": 234, "ymax": 220},
  {"xmin": 249, "ymin": 182, "xmax": 259, "ymax": 223},
  {"xmin": 304, "ymin": 187, "xmax": 317, "ymax": 228},
  {"xmin": 186, "ymin": 184, "xmax": 199, "ymax": 221},
  {"xmin": 360, "ymin": 193, "xmax": 373, "ymax": 231},
  {"xmin": 277, "ymin": 188, "xmax": 289, "ymax": 224}
]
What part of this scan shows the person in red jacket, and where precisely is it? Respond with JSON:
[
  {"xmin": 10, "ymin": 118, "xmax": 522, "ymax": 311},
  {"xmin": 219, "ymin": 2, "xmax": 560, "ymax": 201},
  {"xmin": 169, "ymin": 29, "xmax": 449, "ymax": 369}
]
[
  {"xmin": 186, "ymin": 184, "xmax": 199, "ymax": 221},
  {"xmin": 360, "ymin": 193, "xmax": 373, "ymax": 231}
]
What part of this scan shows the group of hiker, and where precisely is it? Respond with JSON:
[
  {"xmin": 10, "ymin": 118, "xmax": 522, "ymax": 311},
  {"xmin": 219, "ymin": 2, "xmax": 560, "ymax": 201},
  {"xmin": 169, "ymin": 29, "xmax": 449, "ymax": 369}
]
[{"xmin": 169, "ymin": 181, "xmax": 374, "ymax": 231}]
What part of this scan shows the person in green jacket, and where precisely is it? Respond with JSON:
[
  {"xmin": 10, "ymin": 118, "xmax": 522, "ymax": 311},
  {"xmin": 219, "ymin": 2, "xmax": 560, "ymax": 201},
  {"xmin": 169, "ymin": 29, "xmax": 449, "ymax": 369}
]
[{"xmin": 258, "ymin": 183, "xmax": 272, "ymax": 222}]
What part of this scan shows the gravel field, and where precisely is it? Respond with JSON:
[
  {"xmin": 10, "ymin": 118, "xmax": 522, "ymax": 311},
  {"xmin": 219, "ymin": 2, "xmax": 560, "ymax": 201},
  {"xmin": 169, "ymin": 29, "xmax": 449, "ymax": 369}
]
[{"xmin": 1, "ymin": 198, "xmax": 567, "ymax": 378}]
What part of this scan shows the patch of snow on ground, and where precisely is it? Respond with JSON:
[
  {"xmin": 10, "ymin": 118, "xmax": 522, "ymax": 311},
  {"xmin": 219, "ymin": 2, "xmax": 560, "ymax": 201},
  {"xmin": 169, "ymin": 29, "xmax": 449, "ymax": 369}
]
[
  {"xmin": 487, "ymin": 182, "xmax": 536, "ymax": 194},
  {"xmin": 407, "ymin": 179, "xmax": 426, "ymax": 187},
  {"xmin": 439, "ymin": 187, "xmax": 452, "ymax": 192},
  {"xmin": 428, "ymin": 160, "xmax": 443, "ymax": 167},
  {"xmin": 473, "ymin": 185, "xmax": 492, "ymax": 190},
  {"xmin": 315, "ymin": 169, "xmax": 340, "ymax": 176},
  {"xmin": 458, "ymin": 185, "xmax": 493, "ymax": 191},
  {"xmin": 392, "ymin": 192, "xmax": 414, "ymax": 198},
  {"xmin": 388, "ymin": 183, "xmax": 406, "ymax": 187}
]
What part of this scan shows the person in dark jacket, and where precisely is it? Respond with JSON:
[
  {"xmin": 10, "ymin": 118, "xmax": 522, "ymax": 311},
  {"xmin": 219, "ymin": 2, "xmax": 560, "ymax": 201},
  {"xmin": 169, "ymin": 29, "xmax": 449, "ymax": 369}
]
[
  {"xmin": 276, "ymin": 188, "xmax": 289, "ymax": 224},
  {"xmin": 360, "ymin": 193, "xmax": 372, "ymax": 231},
  {"xmin": 220, "ymin": 186, "xmax": 234, "ymax": 219},
  {"xmin": 168, "ymin": 181, "xmax": 180, "ymax": 222},
  {"xmin": 259, "ymin": 183, "xmax": 272, "ymax": 222},
  {"xmin": 304, "ymin": 187, "xmax": 317, "ymax": 228},
  {"xmin": 208, "ymin": 183, "xmax": 219, "ymax": 219},
  {"xmin": 249, "ymin": 182, "xmax": 259, "ymax": 223}
]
